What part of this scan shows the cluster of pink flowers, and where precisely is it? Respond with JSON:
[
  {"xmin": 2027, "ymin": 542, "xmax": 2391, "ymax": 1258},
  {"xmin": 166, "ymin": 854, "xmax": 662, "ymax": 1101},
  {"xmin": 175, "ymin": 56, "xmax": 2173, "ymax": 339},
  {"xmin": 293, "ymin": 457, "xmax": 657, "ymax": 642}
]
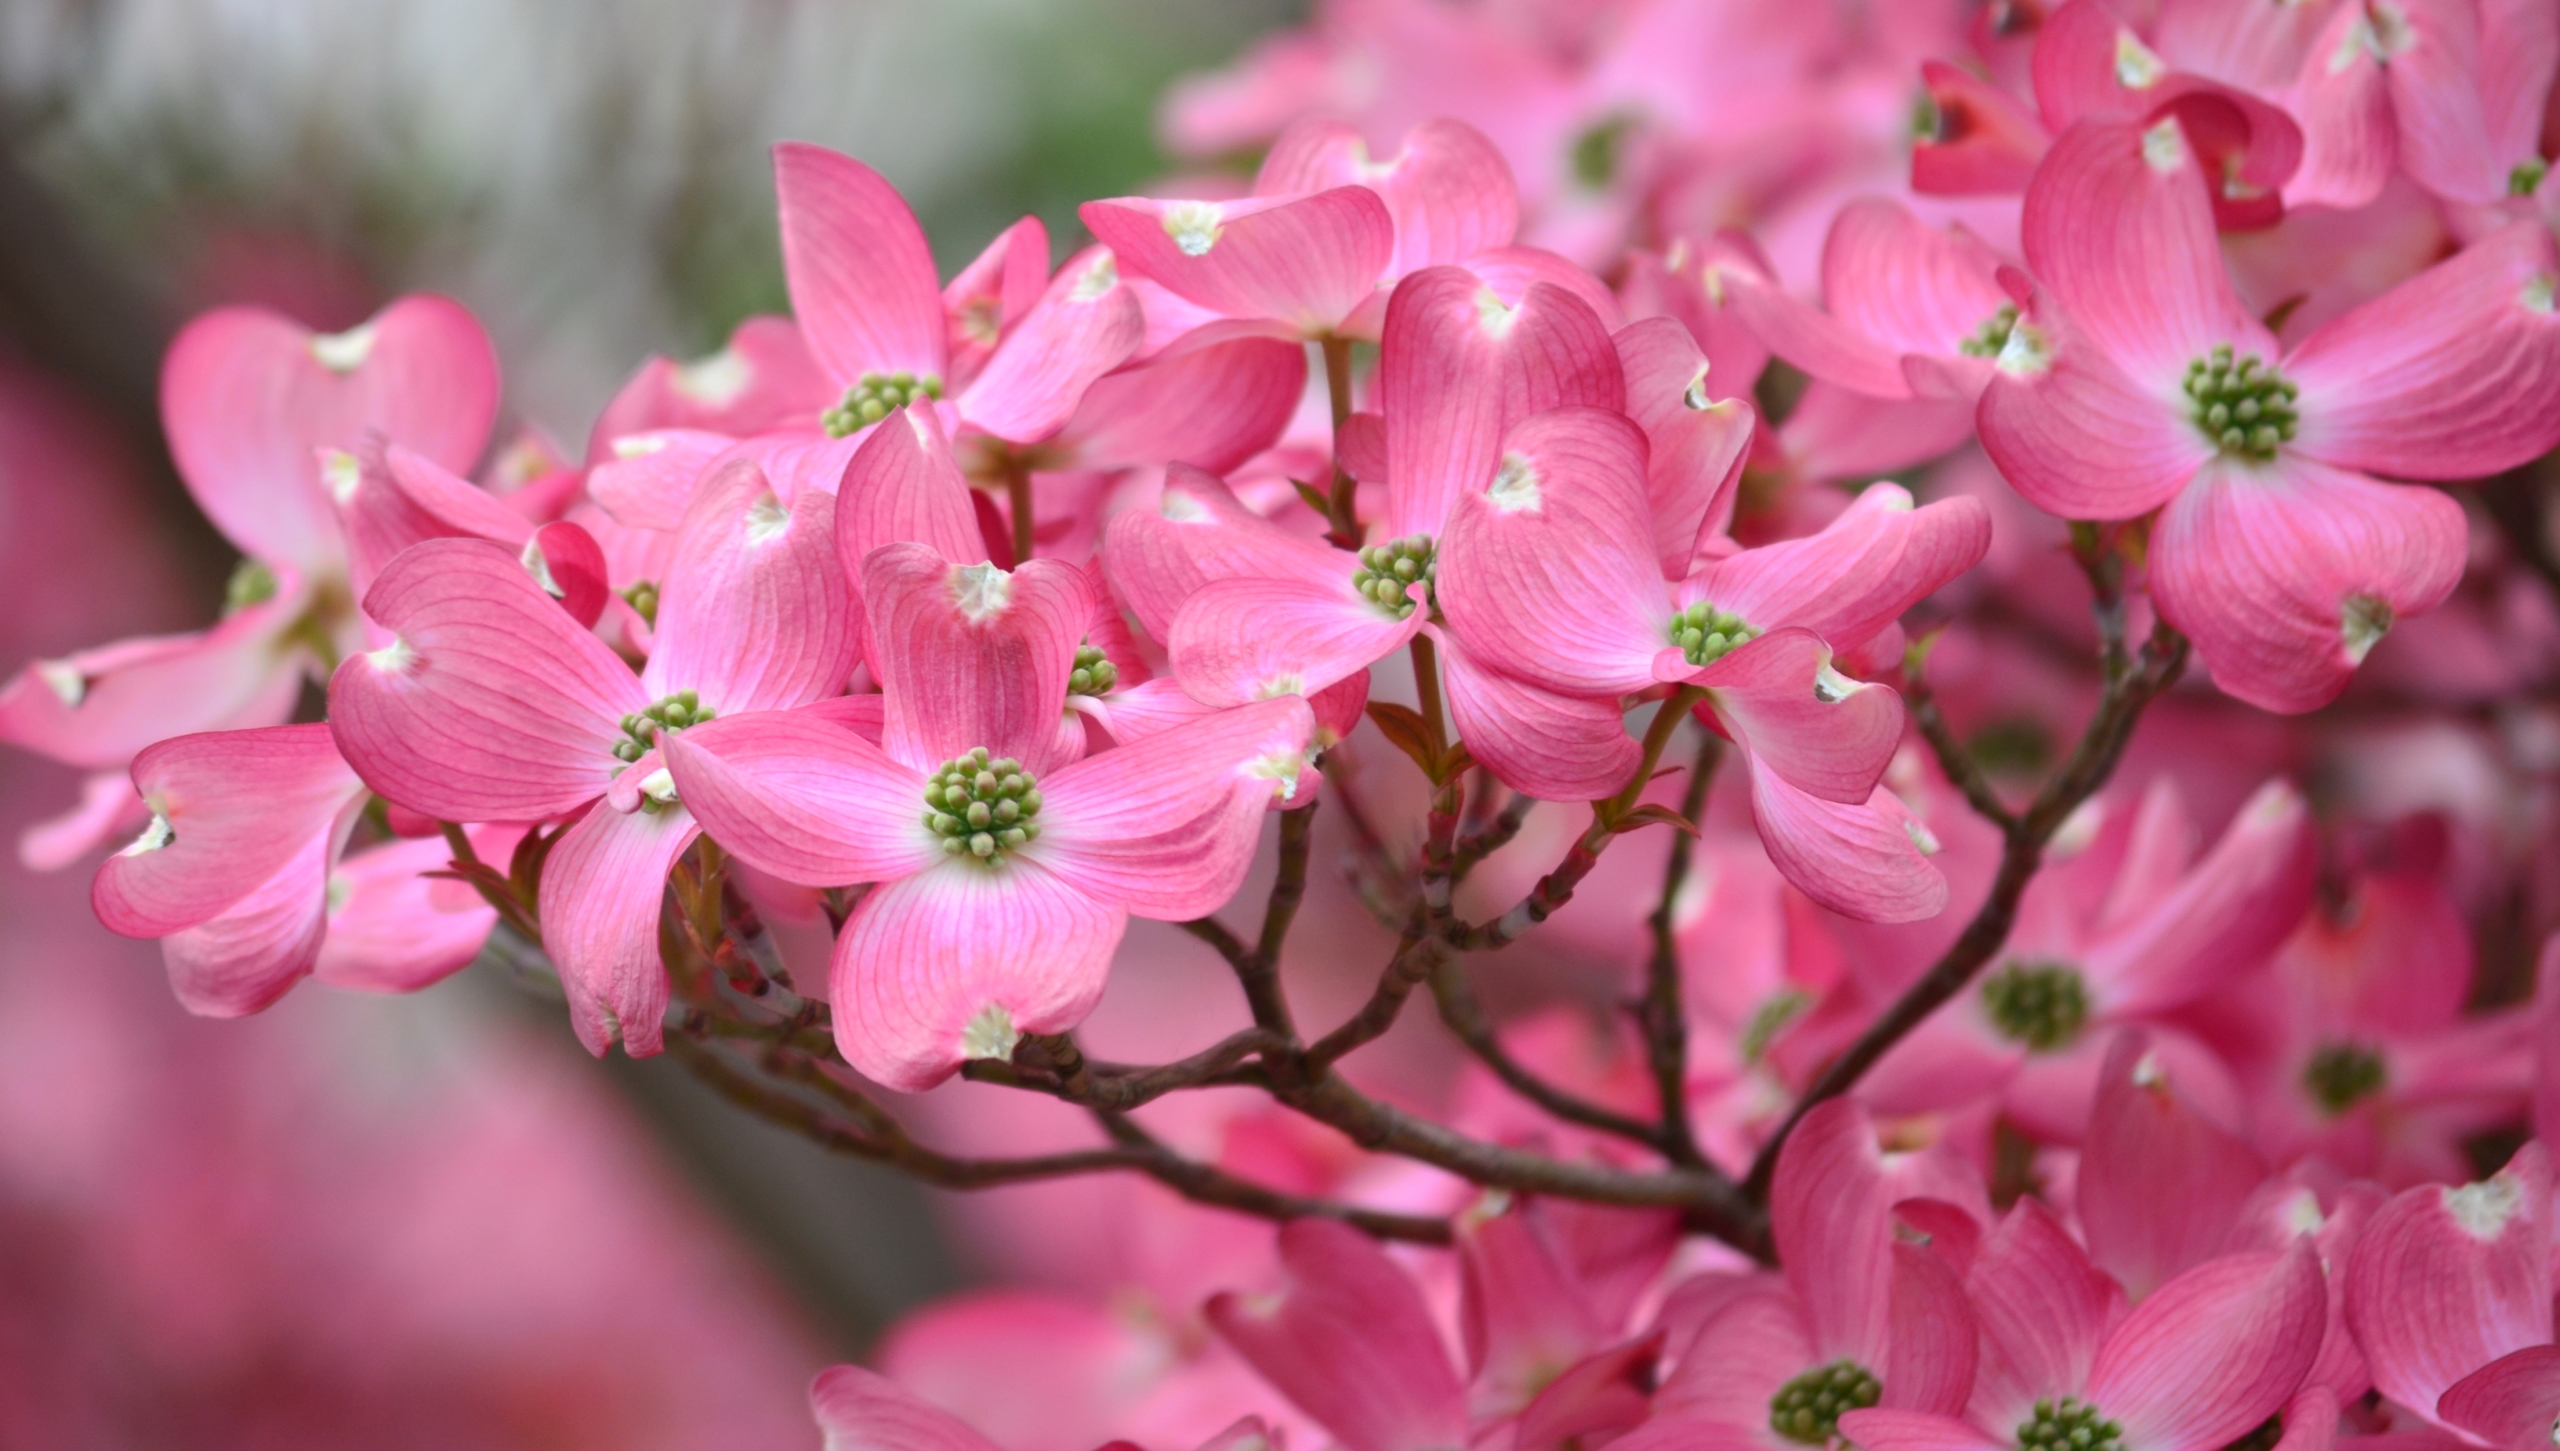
[{"xmin": 8, "ymin": 0, "xmax": 2560, "ymax": 1444}]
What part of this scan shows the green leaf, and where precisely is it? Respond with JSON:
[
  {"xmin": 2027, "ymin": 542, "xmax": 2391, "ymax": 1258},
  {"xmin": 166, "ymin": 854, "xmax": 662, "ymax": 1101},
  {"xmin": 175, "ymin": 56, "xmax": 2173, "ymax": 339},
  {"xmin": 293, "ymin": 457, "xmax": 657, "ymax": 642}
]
[{"xmin": 1612, "ymin": 803, "xmax": 1699, "ymax": 837}]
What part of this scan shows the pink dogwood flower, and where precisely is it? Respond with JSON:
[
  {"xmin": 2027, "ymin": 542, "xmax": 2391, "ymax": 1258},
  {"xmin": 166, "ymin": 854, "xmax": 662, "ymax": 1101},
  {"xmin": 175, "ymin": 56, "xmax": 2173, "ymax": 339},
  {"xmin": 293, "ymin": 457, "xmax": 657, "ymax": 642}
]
[
  {"xmin": 1978, "ymin": 116, "xmax": 2560, "ymax": 712},
  {"xmin": 328, "ymin": 457, "xmax": 858, "ymax": 1056},
  {"xmin": 810, "ymin": 1363, "xmax": 1275, "ymax": 1451},
  {"xmin": 660, "ymin": 542, "xmax": 1314, "ymax": 1090}
]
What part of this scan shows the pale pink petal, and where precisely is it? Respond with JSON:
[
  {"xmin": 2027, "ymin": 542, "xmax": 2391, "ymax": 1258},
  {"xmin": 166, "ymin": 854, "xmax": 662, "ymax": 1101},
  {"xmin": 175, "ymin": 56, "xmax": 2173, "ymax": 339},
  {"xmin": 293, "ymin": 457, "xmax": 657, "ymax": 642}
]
[
  {"xmin": 659, "ymin": 709, "xmax": 938, "ymax": 886},
  {"xmin": 1824, "ymin": 200, "xmax": 2016, "ymax": 362},
  {"xmin": 312, "ymin": 831, "xmax": 501, "ymax": 993},
  {"xmin": 586, "ymin": 428, "xmax": 736, "ymax": 531},
  {"xmin": 863, "ymin": 543, "xmax": 1092, "ymax": 775},
  {"xmin": 1257, "ymin": 116, "xmax": 1518, "ymax": 278},
  {"xmin": 1463, "ymin": 247, "xmax": 1627, "ymax": 331},
  {"xmin": 1099, "ymin": 464, "xmax": 1340, "ymax": 640},
  {"xmin": 159, "ymin": 820, "xmax": 338, "ymax": 1017},
  {"xmin": 1975, "ymin": 279, "xmax": 2213, "ymax": 521},
  {"xmin": 336, "ymin": 440, "xmax": 532, "ymax": 590},
  {"xmin": 2477, "ymin": 0, "xmax": 2559, "ymax": 169},
  {"xmin": 160, "ymin": 295, "xmax": 500, "ymax": 572},
  {"xmin": 941, "ymin": 215, "xmax": 1051, "ymax": 391},
  {"xmin": 539, "ymin": 801, "xmax": 699, "ymax": 1056},
  {"xmin": 1723, "ymin": 272, "xmax": 1916, "ymax": 399},
  {"xmin": 830, "ymin": 858, "xmax": 1123, "ymax": 1091},
  {"xmin": 2148, "ymin": 454, "xmax": 2467, "ymax": 714},
  {"xmin": 1784, "ymin": 384, "xmax": 1983, "ymax": 484},
  {"xmin": 2085, "ymin": 781, "xmax": 2316, "ymax": 1018},
  {"xmin": 2154, "ymin": 0, "xmax": 2329, "ymax": 94},
  {"xmin": 1050, "ymin": 321, "xmax": 1307, "ymax": 475},
  {"xmin": 836, "ymin": 406, "xmax": 988, "ymax": 569},
  {"xmin": 92, "ymin": 723, "xmax": 362, "ymax": 937},
  {"xmin": 1379, "ymin": 266, "xmax": 1626, "ymax": 538},
  {"xmin": 1964, "ymin": 1199, "xmax": 2124, "ymax": 1429},
  {"xmin": 1168, "ymin": 571, "xmax": 1426, "ymax": 706},
  {"xmin": 2286, "ymin": 222, "xmax": 2560, "ymax": 480},
  {"xmin": 2079, "ymin": 1032, "xmax": 2271, "ymax": 1302},
  {"xmin": 2439, "ymin": 1347, "xmax": 2560, "ymax": 1451},
  {"xmin": 1688, "ymin": 485, "xmax": 1992, "ymax": 654},
  {"xmin": 1615, "ymin": 316, "xmax": 1754, "ymax": 573},
  {"xmin": 0, "ymin": 598, "xmax": 306, "ymax": 770},
  {"xmin": 1207, "ymin": 1219, "xmax": 1470, "ymax": 1451},
  {"xmin": 957, "ymin": 247, "xmax": 1145, "ymax": 444},
  {"xmin": 585, "ymin": 316, "xmax": 834, "ymax": 459},
  {"xmin": 811, "ymin": 1364, "xmax": 1006, "ymax": 1451},
  {"xmin": 1838, "ymin": 1411, "xmax": 2009, "ymax": 1451},
  {"xmin": 774, "ymin": 142, "xmax": 946, "ymax": 384},
  {"xmin": 1435, "ymin": 629, "xmax": 1638, "ymax": 802},
  {"xmin": 645, "ymin": 458, "xmax": 861, "ymax": 713},
  {"xmin": 2090, "ymin": 1242, "xmax": 2327, "ymax": 1451},
  {"xmin": 2346, "ymin": 1144, "xmax": 2555, "ymax": 1427},
  {"xmin": 1746, "ymin": 755, "xmax": 1950, "ymax": 924},
  {"xmin": 1079, "ymin": 189, "xmax": 1395, "ymax": 335},
  {"xmin": 1913, "ymin": 61, "xmax": 2051, "ymax": 196},
  {"xmin": 1688, "ymin": 630, "xmax": 1903, "ymax": 805},
  {"xmin": 19, "ymin": 771, "xmax": 150, "ymax": 872}
]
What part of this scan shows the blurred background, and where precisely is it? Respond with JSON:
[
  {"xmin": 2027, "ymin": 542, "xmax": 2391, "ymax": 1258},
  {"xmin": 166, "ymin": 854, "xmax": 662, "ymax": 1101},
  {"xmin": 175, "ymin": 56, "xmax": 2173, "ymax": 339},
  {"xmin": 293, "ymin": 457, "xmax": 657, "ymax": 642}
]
[{"xmin": 0, "ymin": 2, "xmax": 1292, "ymax": 1444}]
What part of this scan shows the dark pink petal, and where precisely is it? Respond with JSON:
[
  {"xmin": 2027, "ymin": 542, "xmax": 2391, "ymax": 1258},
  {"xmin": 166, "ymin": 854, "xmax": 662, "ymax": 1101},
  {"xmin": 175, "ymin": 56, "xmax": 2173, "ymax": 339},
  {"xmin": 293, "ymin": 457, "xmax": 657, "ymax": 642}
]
[
  {"xmin": 1824, "ymin": 200, "xmax": 2016, "ymax": 363},
  {"xmin": 1167, "ymin": 570, "xmax": 1424, "ymax": 706},
  {"xmin": 941, "ymin": 215, "xmax": 1051, "ymax": 391},
  {"xmin": 1435, "ymin": 629, "xmax": 1638, "ymax": 803},
  {"xmin": 1615, "ymin": 316, "xmax": 1754, "ymax": 573},
  {"xmin": 328, "ymin": 539, "xmax": 644, "ymax": 822},
  {"xmin": 2090, "ymin": 1242, "xmax": 2327, "ymax": 1451},
  {"xmin": 1965, "ymin": 1199, "xmax": 2124, "ymax": 1430},
  {"xmin": 158, "ymin": 823, "xmax": 337, "ymax": 1018},
  {"xmin": 774, "ymin": 142, "xmax": 946, "ymax": 384},
  {"xmin": 864, "ymin": 543, "xmax": 1092, "ymax": 775},
  {"xmin": 2439, "ymin": 1347, "xmax": 2560, "ymax": 1451},
  {"xmin": 1100, "ymin": 464, "xmax": 1339, "ymax": 640},
  {"xmin": 1886, "ymin": 1241, "xmax": 1979, "ymax": 1414},
  {"xmin": 1688, "ymin": 485, "xmax": 1991, "ymax": 655},
  {"xmin": 2079, "ymin": 1032, "xmax": 2271, "ymax": 1301},
  {"xmin": 539, "ymin": 801, "xmax": 698, "ymax": 1056},
  {"xmin": 2023, "ymin": 117, "xmax": 2269, "ymax": 385},
  {"xmin": 1773, "ymin": 1098, "xmax": 1896, "ymax": 1370},
  {"xmin": 1258, "ymin": 116, "xmax": 1519, "ymax": 278},
  {"xmin": 586, "ymin": 428, "xmax": 736, "ymax": 531},
  {"xmin": 2346, "ymin": 1144, "xmax": 2554, "ymax": 1429},
  {"xmin": 1838, "ymin": 1411, "xmax": 2009, "ymax": 1451},
  {"xmin": 659, "ymin": 710, "xmax": 937, "ymax": 886},
  {"xmin": 585, "ymin": 316, "xmax": 834, "ymax": 460},
  {"xmin": 93, "ymin": 723, "xmax": 362, "ymax": 937},
  {"xmin": 830, "ymin": 858, "xmax": 1122, "ymax": 1091},
  {"xmin": 313, "ymin": 832, "xmax": 502, "ymax": 993},
  {"xmin": 0, "ymin": 599, "xmax": 305, "ymax": 770},
  {"xmin": 1030, "ymin": 696, "xmax": 1313, "ymax": 918},
  {"xmin": 1913, "ymin": 60, "xmax": 2051, "ymax": 196},
  {"xmin": 1207, "ymin": 1219, "xmax": 1471, "ymax": 1451},
  {"xmin": 1690, "ymin": 630, "xmax": 1903, "ymax": 805},
  {"xmin": 1514, "ymin": 1334, "xmax": 1667, "ymax": 1451},
  {"xmin": 810, "ymin": 1364, "xmax": 1007, "ymax": 1451},
  {"xmin": 836, "ymin": 406, "xmax": 987, "ymax": 570},
  {"xmin": 1050, "ymin": 321, "xmax": 1306, "ymax": 475},
  {"xmin": 1078, "ymin": 188, "xmax": 1395, "ymax": 335},
  {"xmin": 2286, "ymin": 222, "xmax": 2560, "ymax": 480},
  {"xmin": 1975, "ymin": 278, "xmax": 2213, "ymax": 520},
  {"xmin": 2148, "ymin": 454, "xmax": 2467, "ymax": 714},
  {"xmin": 1746, "ymin": 755, "xmax": 1949, "ymax": 923},
  {"xmin": 1379, "ymin": 266, "xmax": 1626, "ymax": 538},
  {"xmin": 646, "ymin": 458, "xmax": 861, "ymax": 714},
  {"xmin": 1437, "ymin": 406, "xmax": 1666, "ymax": 696},
  {"xmin": 336, "ymin": 440, "xmax": 532, "ymax": 591},
  {"xmin": 529, "ymin": 520, "xmax": 610, "ymax": 629},
  {"xmin": 2085, "ymin": 781, "xmax": 2315, "ymax": 1018},
  {"xmin": 160, "ymin": 295, "xmax": 500, "ymax": 572},
  {"xmin": 956, "ymin": 247, "xmax": 1145, "ymax": 445}
]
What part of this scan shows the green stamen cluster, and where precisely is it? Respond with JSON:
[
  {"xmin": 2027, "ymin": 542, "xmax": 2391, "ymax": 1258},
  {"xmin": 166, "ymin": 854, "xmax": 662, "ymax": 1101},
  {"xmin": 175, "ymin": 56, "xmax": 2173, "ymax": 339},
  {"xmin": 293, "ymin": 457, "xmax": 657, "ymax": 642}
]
[
  {"xmin": 822, "ymin": 370, "xmax": 945, "ymax": 437},
  {"xmin": 2303, "ymin": 1040, "xmax": 2387, "ymax": 1114},
  {"xmin": 620, "ymin": 579, "xmax": 660, "ymax": 627},
  {"xmin": 1069, "ymin": 644, "xmax": 1118, "ymax": 697},
  {"xmin": 1671, "ymin": 602, "xmax": 1759, "ymax": 667},
  {"xmin": 2220, "ymin": 1416, "xmax": 2285, "ymax": 1451},
  {"xmin": 614, "ymin": 690, "xmax": 714, "ymax": 762},
  {"xmin": 1958, "ymin": 303, "xmax": 2021, "ymax": 358},
  {"xmin": 1571, "ymin": 114, "xmax": 1637, "ymax": 190},
  {"xmin": 2512, "ymin": 158, "xmax": 2548, "ymax": 197},
  {"xmin": 225, "ymin": 559, "xmax": 279, "ymax": 613},
  {"xmin": 1982, "ymin": 959, "xmax": 2090, "ymax": 1052},
  {"xmin": 1768, "ymin": 1360, "xmax": 1880, "ymax": 1445},
  {"xmin": 926, "ymin": 748, "xmax": 1042, "ymax": 861},
  {"xmin": 1352, "ymin": 535, "xmax": 1436, "ymax": 619},
  {"xmin": 2018, "ymin": 1398, "xmax": 2124, "ymax": 1451},
  {"xmin": 2185, "ymin": 344, "xmax": 2299, "ymax": 461}
]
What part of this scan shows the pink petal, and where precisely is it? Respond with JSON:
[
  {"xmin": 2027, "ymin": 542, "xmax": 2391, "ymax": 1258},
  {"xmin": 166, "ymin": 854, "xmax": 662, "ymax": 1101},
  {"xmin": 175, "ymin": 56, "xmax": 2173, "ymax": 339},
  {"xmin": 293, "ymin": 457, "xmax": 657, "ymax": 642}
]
[
  {"xmin": 829, "ymin": 858, "xmax": 1123, "ymax": 1091},
  {"xmin": 1974, "ymin": 278, "xmax": 2213, "ymax": 521},
  {"xmin": 1655, "ymin": 1284, "xmax": 1822, "ymax": 1426},
  {"xmin": 327, "ymin": 538, "xmax": 645, "ymax": 822},
  {"xmin": 1514, "ymin": 1334, "xmax": 1667, "ymax": 1451},
  {"xmin": 811, "ymin": 1364, "xmax": 1006, "ymax": 1451},
  {"xmin": 1782, "ymin": 383, "xmax": 1983, "ymax": 484},
  {"xmin": 836, "ymin": 406, "xmax": 988, "ymax": 569},
  {"xmin": 538, "ymin": 801, "xmax": 700, "ymax": 1056},
  {"xmin": 863, "ymin": 543, "xmax": 1093, "ymax": 776},
  {"xmin": 160, "ymin": 295, "xmax": 499, "ymax": 573},
  {"xmin": 1723, "ymin": 271, "xmax": 1916, "ymax": 399},
  {"xmin": 19, "ymin": 771, "xmax": 150, "ymax": 872},
  {"xmin": 1434, "ymin": 405, "xmax": 1668, "ymax": 697},
  {"xmin": 158, "ymin": 821, "xmax": 338, "ymax": 1018},
  {"xmin": 586, "ymin": 428, "xmax": 737, "ymax": 531},
  {"xmin": 1887, "ymin": 1239, "xmax": 1979, "ymax": 1414},
  {"xmin": 92, "ymin": 723, "xmax": 363, "ymax": 937},
  {"xmin": 1379, "ymin": 265, "xmax": 1626, "ymax": 538},
  {"xmin": 1206, "ymin": 1220, "xmax": 1470, "ymax": 1451},
  {"xmin": 2084, "ymin": 781, "xmax": 2316, "ymax": 1018},
  {"xmin": 2284, "ymin": 6, "xmax": 2397, "ymax": 210},
  {"xmin": 1099, "ymin": 464, "xmax": 1342, "ymax": 641},
  {"xmin": 2079, "ymin": 1032, "xmax": 2271, "ymax": 1302},
  {"xmin": 1465, "ymin": 247, "xmax": 1626, "ymax": 331},
  {"xmin": 2385, "ymin": 0, "xmax": 2503, "ymax": 204},
  {"xmin": 1257, "ymin": 116, "xmax": 1519, "ymax": 279},
  {"xmin": 2477, "ymin": 0, "xmax": 2559, "ymax": 170},
  {"xmin": 1435, "ymin": 628, "xmax": 1639, "ymax": 803},
  {"xmin": 659, "ymin": 709, "xmax": 938, "ymax": 886},
  {"xmin": 529, "ymin": 520, "xmax": 610, "ymax": 629},
  {"xmin": 336, "ymin": 440, "xmax": 532, "ymax": 591},
  {"xmin": 313, "ymin": 831, "xmax": 501, "ymax": 993},
  {"xmin": 1168, "ymin": 570, "xmax": 1425, "ymax": 706},
  {"xmin": 1913, "ymin": 60, "xmax": 2051, "ymax": 196},
  {"xmin": 2346, "ymin": 1144, "xmax": 2555, "ymax": 1429},
  {"xmin": 1691, "ymin": 630, "xmax": 1903, "ymax": 805},
  {"xmin": 1050, "ymin": 321, "xmax": 1307, "ymax": 475},
  {"xmin": 1772, "ymin": 1099, "xmax": 1896, "ymax": 1370},
  {"xmin": 2439, "ymin": 1347, "xmax": 2560, "ymax": 1451},
  {"xmin": 1078, "ymin": 188, "xmax": 1395, "ymax": 336},
  {"xmin": 1964, "ymin": 1199, "xmax": 2124, "ymax": 1430},
  {"xmin": 585, "ymin": 316, "xmax": 834, "ymax": 459},
  {"xmin": 941, "ymin": 215, "xmax": 1051, "ymax": 391},
  {"xmin": 1824, "ymin": 200, "xmax": 2016, "ymax": 363},
  {"xmin": 957, "ymin": 247, "xmax": 1145, "ymax": 444},
  {"xmin": 1688, "ymin": 485, "xmax": 1992, "ymax": 655},
  {"xmin": 1459, "ymin": 1207, "xmax": 1609, "ymax": 1409},
  {"xmin": 0, "ymin": 598, "xmax": 306, "ymax": 770},
  {"xmin": 2089, "ymin": 1242, "xmax": 2328, "ymax": 1451},
  {"xmin": 2286, "ymin": 222, "xmax": 2560, "ymax": 480},
  {"xmin": 774, "ymin": 142, "xmax": 946, "ymax": 384},
  {"xmin": 1615, "ymin": 316, "xmax": 1754, "ymax": 573},
  {"xmin": 645, "ymin": 458, "xmax": 861, "ymax": 714},
  {"xmin": 2148, "ymin": 453, "xmax": 2467, "ymax": 714},
  {"xmin": 1745, "ymin": 754, "xmax": 1950, "ymax": 924},
  {"xmin": 1837, "ymin": 1411, "xmax": 2009, "ymax": 1451}
]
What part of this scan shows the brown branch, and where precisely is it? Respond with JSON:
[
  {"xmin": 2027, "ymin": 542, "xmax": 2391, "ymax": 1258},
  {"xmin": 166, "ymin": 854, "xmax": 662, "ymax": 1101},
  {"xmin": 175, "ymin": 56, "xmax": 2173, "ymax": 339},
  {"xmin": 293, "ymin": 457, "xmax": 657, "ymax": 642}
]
[
  {"xmin": 1638, "ymin": 734, "xmax": 1719, "ymax": 1170},
  {"xmin": 1429, "ymin": 960, "xmax": 1667, "ymax": 1149},
  {"xmin": 1449, "ymin": 789, "xmax": 1535, "ymax": 882}
]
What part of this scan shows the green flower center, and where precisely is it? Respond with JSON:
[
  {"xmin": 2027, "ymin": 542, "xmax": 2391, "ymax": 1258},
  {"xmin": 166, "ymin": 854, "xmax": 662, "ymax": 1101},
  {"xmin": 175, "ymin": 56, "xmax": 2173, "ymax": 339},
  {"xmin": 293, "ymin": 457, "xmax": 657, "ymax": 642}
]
[
  {"xmin": 821, "ymin": 370, "xmax": 946, "ymax": 438},
  {"xmin": 225, "ymin": 558, "xmax": 279, "ymax": 613},
  {"xmin": 1982, "ymin": 959, "xmax": 2089, "ymax": 1052},
  {"xmin": 1671, "ymin": 602, "xmax": 1759, "ymax": 667},
  {"xmin": 925, "ymin": 747, "xmax": 1043, "ymax": 861},
  {"xmin": 1571, "ymin": 113, "xmax": 1638, "ymax": 190},
  {"xmin": 2018, "ymin": 1397, "xmax": 2124, "ymax": 1451},
  {"xmin": 1353, "ymin": 535, "xmax": 1436, "ymax": 620},
  {"xmin": 2219, "ymin": 1415, "xmax": 2285, "ymax": 1451},
  {"xmin": 1740, "ymin": 988, "xmax": 1813, "ymax": 1065},
  {"xmin": 1958, "ymin": 303, "xmax": 2020, "ymax": 359},
  {"xmin": 2303, "ymin": 1040, "xmax": 2387, "ymax": 1114},
  {"xmin": 620, "ymin": 579, "xmax": 660, "ymax": 627},
  {"xmin": 1768, "ymin": 1360, "xmax": 1880, "ymax": 1445},
  {"xmin": 614, "ymin": 691, "xmax": 714, "ymax": 762},
  {"xmin": 2184, "ymin": 345, "xmax": 2299, "ymax": 462},
  {"xmin": 2512, "ymin": 158, "xmax": 2548, "ymax": 197},
  {"xmin": 1069, "ymin": 644, "xmax": 1118, "ymax": 698}
]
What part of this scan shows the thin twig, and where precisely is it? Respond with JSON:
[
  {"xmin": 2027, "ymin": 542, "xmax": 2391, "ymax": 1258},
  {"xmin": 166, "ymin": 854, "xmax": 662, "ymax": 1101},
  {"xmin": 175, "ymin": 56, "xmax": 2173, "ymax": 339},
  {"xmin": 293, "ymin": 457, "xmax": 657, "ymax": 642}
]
[
  {"xmin": 1638, "ymin": 733, "xmax": 1720, "ymax": 1169},
  {"xmin": 1429, "ymin": 960, "xmax": 1667, "ymax": 1149}
]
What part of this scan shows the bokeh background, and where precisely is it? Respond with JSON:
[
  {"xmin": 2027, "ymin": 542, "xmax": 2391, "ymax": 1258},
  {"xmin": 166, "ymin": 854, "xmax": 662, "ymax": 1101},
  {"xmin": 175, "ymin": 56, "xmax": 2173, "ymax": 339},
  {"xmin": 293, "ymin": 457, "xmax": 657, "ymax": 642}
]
[{"xmin": 0, "ymin": 3, "xmax": 1293, "ymax": 1443}]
